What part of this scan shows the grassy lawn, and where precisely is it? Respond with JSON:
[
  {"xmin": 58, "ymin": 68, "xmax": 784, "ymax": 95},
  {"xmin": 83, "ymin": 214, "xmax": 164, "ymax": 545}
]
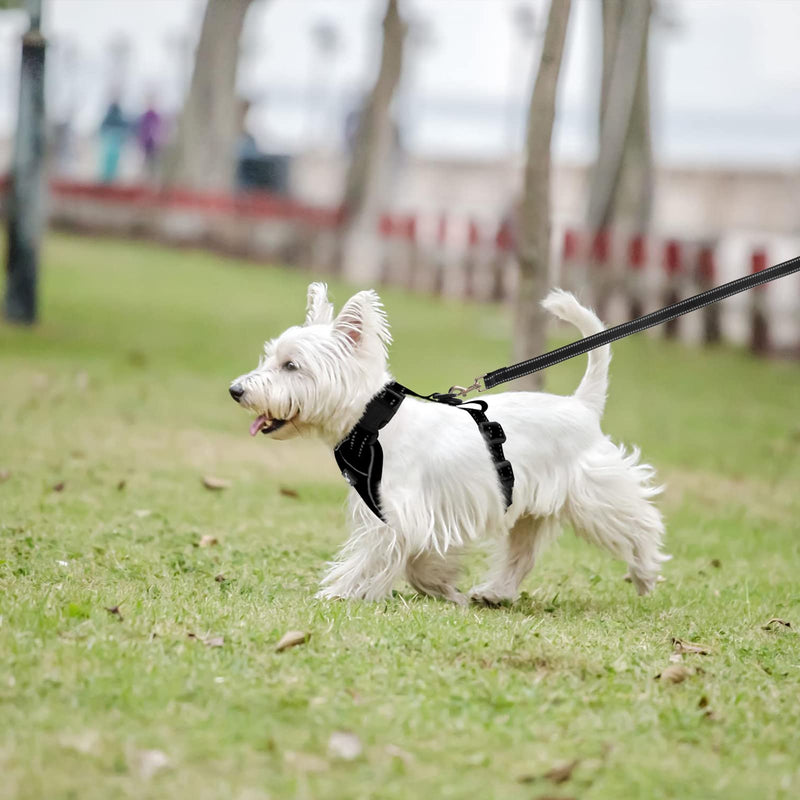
[{"xmin": 1, "ymin": 232, "xmax": 799, "ymax": 800}]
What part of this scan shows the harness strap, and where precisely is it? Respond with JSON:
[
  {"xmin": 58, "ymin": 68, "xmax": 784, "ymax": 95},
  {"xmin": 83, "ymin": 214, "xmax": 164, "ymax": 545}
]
[
  {"xmin": 454, "ymin": 400, "xmax": 515, "ymax": 508},
  {"xmin": 333, "ymin": 382, "xmax": 405, "ymax": 521},
  {"xmin": 334, "ymin": 382, "xmax": 515, "ymax": 523}
]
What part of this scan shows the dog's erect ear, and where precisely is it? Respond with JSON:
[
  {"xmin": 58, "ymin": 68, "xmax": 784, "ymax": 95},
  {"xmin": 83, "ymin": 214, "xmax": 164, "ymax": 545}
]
[
  {"xmin": 333, "ymin": 290, "xmax": 391, "ymax": 352},
  {"xmin": 305, "ymin": 282, "xmax": 334, "ymax": 326}
]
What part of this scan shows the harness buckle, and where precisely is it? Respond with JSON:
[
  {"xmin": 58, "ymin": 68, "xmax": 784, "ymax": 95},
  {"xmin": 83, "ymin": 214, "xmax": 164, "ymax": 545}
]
[{"xmin": 448, "ymin": 375, "xmax": 487, "ymax": 398}]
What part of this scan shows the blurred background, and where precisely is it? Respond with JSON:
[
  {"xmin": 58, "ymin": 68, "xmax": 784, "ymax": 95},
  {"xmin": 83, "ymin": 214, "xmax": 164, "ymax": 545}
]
[{"xmin": 2, "ymin": 0, "xmax": 800, "ymax": 356}]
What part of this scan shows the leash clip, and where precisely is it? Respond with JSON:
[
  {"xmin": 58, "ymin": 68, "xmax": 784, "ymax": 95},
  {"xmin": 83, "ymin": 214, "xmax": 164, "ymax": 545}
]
[{"xmin": 448, "ymin": 374, "xmax": 487, "ymax": 398}]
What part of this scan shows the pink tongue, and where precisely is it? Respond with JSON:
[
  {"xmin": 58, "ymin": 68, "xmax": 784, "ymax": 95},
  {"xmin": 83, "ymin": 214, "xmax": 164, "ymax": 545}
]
[{"xmin": 249, "ymin": 414, "xmax": 268, "ymax": 436}]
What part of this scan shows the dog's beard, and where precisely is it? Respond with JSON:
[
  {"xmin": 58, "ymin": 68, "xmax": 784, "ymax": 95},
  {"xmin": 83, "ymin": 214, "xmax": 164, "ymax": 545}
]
[{"xmin": 236, "ymin": 372, "xmax": 302, "ymax": 437}]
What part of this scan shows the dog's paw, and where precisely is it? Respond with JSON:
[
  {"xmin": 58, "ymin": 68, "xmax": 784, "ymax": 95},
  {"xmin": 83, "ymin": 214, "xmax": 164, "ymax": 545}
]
[
  {"xmin": 315, "ymin": 588, "xmax": 348, "ymax": 601},
  {"xmin": 468, "ymin": 586, "xmax": 514, "ymax": 607}
]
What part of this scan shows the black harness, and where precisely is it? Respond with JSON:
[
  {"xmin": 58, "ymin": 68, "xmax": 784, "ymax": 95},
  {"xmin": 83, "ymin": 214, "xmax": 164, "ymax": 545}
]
[{"xmin": 333, "ymin": 382, "xmax": 514, "ymax": 523}]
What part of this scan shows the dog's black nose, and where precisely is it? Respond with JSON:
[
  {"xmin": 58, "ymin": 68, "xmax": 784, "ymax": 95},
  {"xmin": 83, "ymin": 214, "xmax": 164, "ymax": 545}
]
[{"xmin": 229, "ymin": 383, "xmax": 245, "ymax": 403}]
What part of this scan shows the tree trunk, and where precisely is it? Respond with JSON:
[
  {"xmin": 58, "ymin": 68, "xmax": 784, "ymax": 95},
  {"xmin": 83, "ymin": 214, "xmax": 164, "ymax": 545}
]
[
  {"xmin": 4, "ymin": 0, "xmax": 46, "ymax": 325},
  {"xmin": 514, "ymin": 0, "xmax": 572, "ymax": 391},
  {"xmin": 587, "ymin": 0, "xmax": 652, "ymax": 231},
  {"xmin": 163, "ymin": 0, "xmax": 253, "ymax": 192},
  {"xmin": 338, "ymin": 0, "xmax": 407, "ymax": 283}
]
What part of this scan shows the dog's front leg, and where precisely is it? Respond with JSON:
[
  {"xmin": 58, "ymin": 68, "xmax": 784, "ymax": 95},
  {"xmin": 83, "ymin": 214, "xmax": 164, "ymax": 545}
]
[{"xmin": 316, "ymin": 523, "xmax": 405, "ymax": 602}]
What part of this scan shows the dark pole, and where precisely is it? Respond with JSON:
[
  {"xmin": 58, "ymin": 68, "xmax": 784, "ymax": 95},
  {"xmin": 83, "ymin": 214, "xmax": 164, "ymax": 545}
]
[{"xmin": 4, "ymin": 0, "xmax": 46, "ymax": 325}]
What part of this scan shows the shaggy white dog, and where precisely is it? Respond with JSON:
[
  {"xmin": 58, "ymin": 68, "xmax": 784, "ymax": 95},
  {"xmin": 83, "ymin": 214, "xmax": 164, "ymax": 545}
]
[{"xmin": 229, "ymin": 283, "xmax": 668, "ymax": 604}]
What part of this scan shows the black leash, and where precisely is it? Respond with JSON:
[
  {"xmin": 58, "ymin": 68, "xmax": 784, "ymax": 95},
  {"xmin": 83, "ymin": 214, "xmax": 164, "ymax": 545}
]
[
  {"xmin": 334, "ymin": 382, "xmax": 514, "ymax": 523},
  {"xmin": 452, "ymin": 254, "xmax": 800, "ymax": 395}
]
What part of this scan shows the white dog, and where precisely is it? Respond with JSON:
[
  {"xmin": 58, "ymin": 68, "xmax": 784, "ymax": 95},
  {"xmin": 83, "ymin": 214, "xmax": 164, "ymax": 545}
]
[{"xmin": 229, "ymin": 283, "xmax": 667, "ymax": 605}]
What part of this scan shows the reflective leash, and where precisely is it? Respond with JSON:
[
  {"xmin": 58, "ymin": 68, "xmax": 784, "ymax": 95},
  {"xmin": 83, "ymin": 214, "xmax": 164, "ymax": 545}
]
[{"xmin": 451, "ymin": 254, "xmax": 800, "ymax": 397}]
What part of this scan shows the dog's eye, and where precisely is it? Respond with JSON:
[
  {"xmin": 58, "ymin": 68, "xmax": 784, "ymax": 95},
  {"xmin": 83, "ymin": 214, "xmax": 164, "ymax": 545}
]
[{"xmin": 282, "ymin": 360, "xmax": 299, "ymax": 372}]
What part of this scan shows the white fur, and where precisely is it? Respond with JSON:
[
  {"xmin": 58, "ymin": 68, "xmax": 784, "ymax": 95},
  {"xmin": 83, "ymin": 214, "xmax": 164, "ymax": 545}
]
[{"xmin": 230, "ymin": 283, "xmax": 668, "ymax": 605}]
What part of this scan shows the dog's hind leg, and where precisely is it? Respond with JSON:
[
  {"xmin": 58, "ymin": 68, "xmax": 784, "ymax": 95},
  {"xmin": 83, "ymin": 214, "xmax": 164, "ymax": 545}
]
[
  {"xmin": 405, "ymin": 550, "xmax": 466, "ymax": 605},
  {"xmin": 469, "ymin": 516, "xmax": 560, "ymax": 606},
  {"xmin": 566, "ymin": 445, "xmax": 668, "ymax": 595}
]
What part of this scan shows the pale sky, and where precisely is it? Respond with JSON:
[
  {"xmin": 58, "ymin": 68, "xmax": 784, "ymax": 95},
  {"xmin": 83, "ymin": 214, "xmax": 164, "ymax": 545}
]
[{"xmin": 0, "ymin": 0, "xmax": 798, "ymax": 165}]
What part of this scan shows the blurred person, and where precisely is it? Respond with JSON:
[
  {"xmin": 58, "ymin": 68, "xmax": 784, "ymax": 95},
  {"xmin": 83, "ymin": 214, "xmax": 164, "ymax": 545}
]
[
  {"xmin": 98, "ymin": 97, "xmax": 129, "ymax": 183},
  {"xmin": 51, "ymin": 117, "xmax": 74, "ymax": 177},
  {"xmin": 137, "ymin": 96, "xmax": 164, "ymax": 181},
  {"xmin": 235, "ymin": 98, "xmax": 260, "ymax": 190}
]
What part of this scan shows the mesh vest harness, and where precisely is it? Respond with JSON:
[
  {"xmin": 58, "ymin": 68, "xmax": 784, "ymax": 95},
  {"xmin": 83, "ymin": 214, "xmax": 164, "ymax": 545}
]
[{"xmin": 333, "ymin": 254, "xmax": 800, "ymax": 523}]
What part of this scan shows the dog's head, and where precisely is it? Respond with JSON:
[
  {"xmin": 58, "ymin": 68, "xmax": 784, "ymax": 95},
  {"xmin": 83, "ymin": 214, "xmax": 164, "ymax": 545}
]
[{"xmin": 228, "ymin": 283, "xmax": 391, "ymax": 441}]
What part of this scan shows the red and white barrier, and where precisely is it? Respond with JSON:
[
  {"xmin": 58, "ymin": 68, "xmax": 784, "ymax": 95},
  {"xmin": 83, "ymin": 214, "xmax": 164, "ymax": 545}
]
[{"xmin": 4, "ymin": 175, "xmax": 795, "ymax": 359}]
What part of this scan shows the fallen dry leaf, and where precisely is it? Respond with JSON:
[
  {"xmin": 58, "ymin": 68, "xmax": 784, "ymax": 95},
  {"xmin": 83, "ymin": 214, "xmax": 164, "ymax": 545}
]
[
  {"xmin": 672, "ymin": 638, "xmax": 712, "ymax": 655},
  {"xmin": 327, "ymin": 731, "xmax": 363, "ymax": 761},
  {"xmin": 132, "ymin": 748, "xmax": 171, "ymax": 780},
  {"xmin": 0, "ymin": 469, "xmax": 11, "ymax": 483},
  {"xmin": 198, "ymin": 535, "xmax": 218, "ymax": 548},
  {"xmin": 202, "ymin": 476, "xmax": 231, "ymax": 491},
  {"xmin": 284, "ymin": 751, "xmax": 328, "ymax": 773},
  {"xmin": 127, "ymin": 350, "xmax": 148, "ymax": 368},
  {"xmin": 275, "ymin": 630, "xmax": 310, "ymax": 652},
  {"xmin": 346, "ymin": 688, "xmax": 364, "ymax": 704},
  {"xmin": 385, "ymin": 743, "xmax": 414, "ymax": 765},
  {"xmin": 52, "ymin": 481, "xmax": 65, "ymax": 492},
  {"xmin": 60, "ymin": 730, "xmax": 100, "ymax": 755},
  {"xmin": 657, "ymin": 664, "xmax": 691, "ymax": 684},
  {"xmin": 105, "ymin": 605, "xmax": 123, "ymax": 621},
  {"xmin": 762, "ymin": 618, "xmax": 792, "ymax": 631},
  {"xmin": 544, "ymin": 759, "xmax": 580, "ymax": 784},
  {"xmin": 533, "ymin": 796, "xmax": 577, "ymax": 800},
  {"xmin": 279, "ymin": 486, "xmax": 299, "ymax": 499},
  {"xmin": 187, "ymin": 632, "xmax": 223, "ymax": 647}
]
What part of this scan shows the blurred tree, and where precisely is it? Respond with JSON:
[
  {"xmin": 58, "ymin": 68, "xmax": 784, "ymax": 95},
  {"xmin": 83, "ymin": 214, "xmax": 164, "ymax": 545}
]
[
  {"xmin": 587, "ymin": 0, "xmax": 652, "ymax": 232},
  {"xmin": 514, "ymin": 0, "xmax": 572, "ymax": 391},
  {"xmin": 338, "ymin": 0, "xmax": 407, "ymax": 282},
  {"xmin": 4, "ymin": 0, "xmax": 46, "ymax": 325},
  {"xmin": 506, "ymin": 3, "xmax": 539, "ymax": 152},
  {"xmin": 307, "ymin": 19, "xmax": 342, "ymax": 145},
  {"xmin": 163, "ymin": 0, "xmax": 254, "ymax": 192}
]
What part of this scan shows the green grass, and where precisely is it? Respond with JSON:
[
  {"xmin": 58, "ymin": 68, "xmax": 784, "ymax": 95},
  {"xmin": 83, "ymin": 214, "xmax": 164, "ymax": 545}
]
[{"xmin": 1, "ymin": 232, "xmax": 799, "ymax": 800}]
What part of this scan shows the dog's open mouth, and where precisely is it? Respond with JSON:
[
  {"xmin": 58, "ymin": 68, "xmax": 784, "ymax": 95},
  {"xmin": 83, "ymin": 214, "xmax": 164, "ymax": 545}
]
[{"xmin": 249, "ymin": 414, "xmax": 287, "ymax": 436}]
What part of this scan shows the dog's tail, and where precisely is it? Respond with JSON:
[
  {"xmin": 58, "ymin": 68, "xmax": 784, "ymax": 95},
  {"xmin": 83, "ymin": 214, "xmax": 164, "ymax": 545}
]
[{"xmin": 541, "ymin": 289, "xmax": 610, "ymax": 417}]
